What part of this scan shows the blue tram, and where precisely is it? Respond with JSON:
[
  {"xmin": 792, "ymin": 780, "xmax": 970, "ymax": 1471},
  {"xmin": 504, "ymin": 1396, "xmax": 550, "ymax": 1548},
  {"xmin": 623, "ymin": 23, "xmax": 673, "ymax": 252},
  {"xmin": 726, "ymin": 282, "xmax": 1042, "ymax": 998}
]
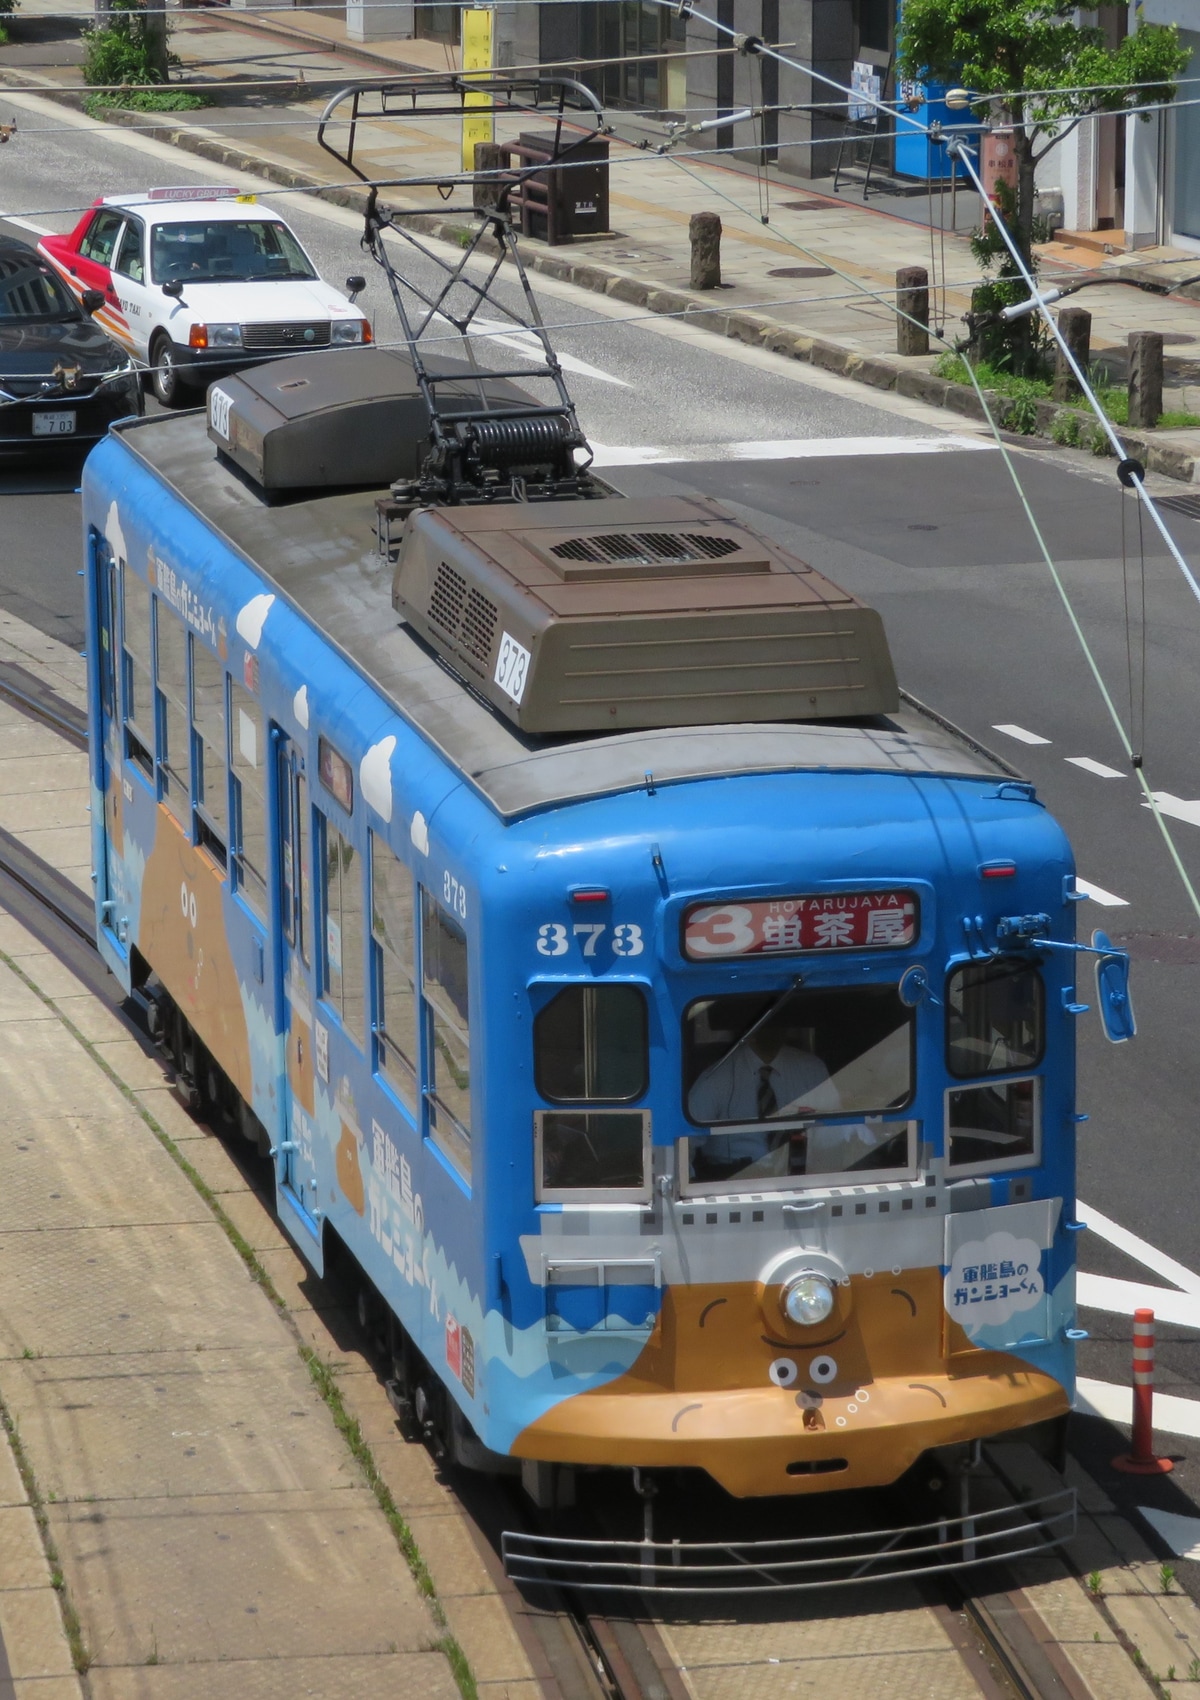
[{"xmin": 81, "ymin": 363, "xmax": 1109, "ymax": 1514}]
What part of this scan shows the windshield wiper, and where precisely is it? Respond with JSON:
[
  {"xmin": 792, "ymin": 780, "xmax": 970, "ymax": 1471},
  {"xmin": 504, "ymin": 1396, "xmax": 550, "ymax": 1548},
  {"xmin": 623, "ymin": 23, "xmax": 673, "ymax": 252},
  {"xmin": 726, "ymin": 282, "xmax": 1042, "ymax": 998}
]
[{"xmin": 699, "ymin": 975, "xmax": 807, "ymax": 1091}]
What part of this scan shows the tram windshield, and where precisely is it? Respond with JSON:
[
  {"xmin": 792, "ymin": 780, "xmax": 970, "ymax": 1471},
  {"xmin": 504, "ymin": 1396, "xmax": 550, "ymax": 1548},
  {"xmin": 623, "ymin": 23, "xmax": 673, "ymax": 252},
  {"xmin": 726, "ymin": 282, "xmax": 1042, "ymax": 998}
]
[{"xmin": 683, "ymin": 985, "xmax": 914, "ymax": 1186}]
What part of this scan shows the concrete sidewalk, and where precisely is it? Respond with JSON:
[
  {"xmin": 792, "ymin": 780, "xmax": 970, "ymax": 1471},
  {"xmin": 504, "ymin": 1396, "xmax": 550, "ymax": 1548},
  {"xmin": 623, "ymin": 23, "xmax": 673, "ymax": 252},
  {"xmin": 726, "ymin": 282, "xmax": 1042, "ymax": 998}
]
[{"xmin": 3, "ymin": 0, "xmax": 1200, "ymax": 476}]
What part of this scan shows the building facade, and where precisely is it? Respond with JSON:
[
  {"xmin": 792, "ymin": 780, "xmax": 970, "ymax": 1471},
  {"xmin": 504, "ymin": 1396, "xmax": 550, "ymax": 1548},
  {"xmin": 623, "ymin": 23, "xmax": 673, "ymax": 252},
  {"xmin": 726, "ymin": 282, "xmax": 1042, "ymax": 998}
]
[{"xmin": 338, "ymin": 0, "xmax": 1199, "ymax": 243}]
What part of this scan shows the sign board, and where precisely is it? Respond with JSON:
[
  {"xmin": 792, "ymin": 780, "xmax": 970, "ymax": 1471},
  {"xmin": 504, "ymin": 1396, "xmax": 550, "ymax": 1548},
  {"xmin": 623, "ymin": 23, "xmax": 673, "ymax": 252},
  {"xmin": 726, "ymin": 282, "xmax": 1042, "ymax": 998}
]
[
  {"xmin": 982, "ymin": 129, "xmax": 1017, "ymax": 227},
  {"xmin": 462, "ymin": 9, "xmax": 495, "ymax": 173},
  {"xmin": 850, "ymin": 61, "xmax": 882, "ymax": 124},
  {"xmin": 683, "ymin": 890, "xmax": 919, "ymax": 959}
]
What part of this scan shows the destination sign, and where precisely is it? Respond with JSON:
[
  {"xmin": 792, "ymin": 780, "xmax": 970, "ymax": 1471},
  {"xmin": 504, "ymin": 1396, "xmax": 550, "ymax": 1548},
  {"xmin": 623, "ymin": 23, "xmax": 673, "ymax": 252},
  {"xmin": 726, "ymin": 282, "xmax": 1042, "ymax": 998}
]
[{"xmin": 683, "ymin": 890, "xmax": 919, "ymax": 959}]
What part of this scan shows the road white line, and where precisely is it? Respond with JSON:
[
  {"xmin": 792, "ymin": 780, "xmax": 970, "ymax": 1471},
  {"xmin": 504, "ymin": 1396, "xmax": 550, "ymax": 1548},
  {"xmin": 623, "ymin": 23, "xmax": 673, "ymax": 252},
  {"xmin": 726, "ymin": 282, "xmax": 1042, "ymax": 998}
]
[
  {"xmin": 1077, "ymin": 1272, "xmax": 1200, "ymax": 1330},
  {"xmin": 1079, "ymin": 1200, "xmax": 1200, "ymax": 1295},
  {"xmin": 1143, "ymin": 792, "xmax": 1200, "ymax": 829},
  {"xmin": 1077, "ymin": 1377, "xmax": 1200, "ymax": 1439},
  {"xmin": 1075, "ymin": 878, "xmax": 1129, "ymax": 907},
  {"xmin": 992, "ymin": 723, "xmax": 1051, "ymax": 746},
  {"xmin": 1067, "ymin": 757, "xmax": 1125, "ymax": 779},
  {"xmin": 588, "ymin": 435, "xmax": 996, "ymax": 467},
  {"xmin": 3, "ymin": 215, "xmax": 52, "ymax": 236},
  {"xmin": 1137, "ymin": 1506, "xmax": 1200, "ymax": 1559}
]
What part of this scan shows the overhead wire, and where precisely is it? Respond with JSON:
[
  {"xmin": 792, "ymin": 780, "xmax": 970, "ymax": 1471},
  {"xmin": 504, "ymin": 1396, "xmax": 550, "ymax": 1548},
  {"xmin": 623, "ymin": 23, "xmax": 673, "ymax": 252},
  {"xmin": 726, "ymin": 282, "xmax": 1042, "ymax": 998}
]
[
  {"xmin": 633, "ymin": 47, "xmax": 1200, "ymax": 918},
  {"xmin": 8, "ymin": 5, "xmax": 1200, "ymax": 910}
]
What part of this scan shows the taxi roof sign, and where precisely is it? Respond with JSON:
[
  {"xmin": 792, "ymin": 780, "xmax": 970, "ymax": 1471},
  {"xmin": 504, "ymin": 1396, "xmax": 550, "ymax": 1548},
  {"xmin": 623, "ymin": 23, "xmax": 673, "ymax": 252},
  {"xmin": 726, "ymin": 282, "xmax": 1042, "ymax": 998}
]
[{"xmin": 143, "ymin": 185, "xmax": 245, "ymax": 202}]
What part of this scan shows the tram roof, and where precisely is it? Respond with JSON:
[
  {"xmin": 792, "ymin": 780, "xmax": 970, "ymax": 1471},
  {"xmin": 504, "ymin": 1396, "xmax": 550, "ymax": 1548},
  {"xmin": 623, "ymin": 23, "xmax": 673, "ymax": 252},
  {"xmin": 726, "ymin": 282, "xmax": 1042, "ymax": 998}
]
[{"xmin": 115, "ymin": 414, "xmax": 1018, "ymax": 820}]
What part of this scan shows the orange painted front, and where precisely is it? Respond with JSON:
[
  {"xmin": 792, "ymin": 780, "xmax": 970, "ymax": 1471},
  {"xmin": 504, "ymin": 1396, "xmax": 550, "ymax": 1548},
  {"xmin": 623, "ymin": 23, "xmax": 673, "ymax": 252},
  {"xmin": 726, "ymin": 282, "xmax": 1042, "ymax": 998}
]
[{"xmin": 514, "ymin": 1268, "xmax": 1067, "ymax": 1497}]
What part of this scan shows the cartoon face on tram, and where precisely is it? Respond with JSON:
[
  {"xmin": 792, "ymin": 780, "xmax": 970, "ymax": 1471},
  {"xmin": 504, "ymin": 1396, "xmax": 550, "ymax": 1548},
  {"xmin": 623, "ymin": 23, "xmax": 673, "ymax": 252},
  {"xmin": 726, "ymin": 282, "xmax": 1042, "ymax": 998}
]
[{"xmin": 82, "ymin": 405, "xmax": 1089, "ymax": 1508}]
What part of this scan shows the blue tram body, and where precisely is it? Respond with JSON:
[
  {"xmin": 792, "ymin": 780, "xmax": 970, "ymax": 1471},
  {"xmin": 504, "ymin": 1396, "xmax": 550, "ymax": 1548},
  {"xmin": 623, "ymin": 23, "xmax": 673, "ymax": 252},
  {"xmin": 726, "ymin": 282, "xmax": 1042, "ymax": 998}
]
[{"xmin": 82, "ymin": 408, "xmax": 1087, "ymax": 1502}]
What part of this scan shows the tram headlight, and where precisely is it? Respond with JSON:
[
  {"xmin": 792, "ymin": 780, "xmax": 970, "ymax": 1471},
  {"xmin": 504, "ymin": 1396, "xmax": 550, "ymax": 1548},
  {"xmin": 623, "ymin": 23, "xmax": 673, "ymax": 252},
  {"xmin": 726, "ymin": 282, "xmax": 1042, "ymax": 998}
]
[{"xmin": 781, "ymin": 1272, "xmax": 836, "ymax": 1328}]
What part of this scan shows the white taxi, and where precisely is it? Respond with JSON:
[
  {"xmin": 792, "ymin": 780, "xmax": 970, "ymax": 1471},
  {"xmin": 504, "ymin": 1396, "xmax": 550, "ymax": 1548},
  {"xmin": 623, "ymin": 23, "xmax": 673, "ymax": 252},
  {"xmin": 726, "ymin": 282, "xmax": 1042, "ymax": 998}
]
[{"xmin": 39, "ymin": 186, "xmax": 370, "ymax": 407}]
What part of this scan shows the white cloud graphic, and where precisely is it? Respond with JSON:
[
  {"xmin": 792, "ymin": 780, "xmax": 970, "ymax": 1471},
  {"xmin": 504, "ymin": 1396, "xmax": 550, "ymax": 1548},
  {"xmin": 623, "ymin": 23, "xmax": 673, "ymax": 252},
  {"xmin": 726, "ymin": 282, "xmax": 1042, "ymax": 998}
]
[
  {"xmin": 944, "ymin": 1231, "xmax": 1044, "ymax": 1337},
  {"xmin": 235, "ymin": 592, "xmax": 275, "ymax": 649},
  {"xmin": 293, "ymin": 684, "xmax": 309, "ymax": 729},
  {"xmin": 410, "ymin": 810, "xmax": 429, "ymax": 855},
  {"xmin": 359, "ymin": 736, "xmax": 396, "ymax": 823},
  {"xmin": 104, "ymin": 499, "xmax": 127, "ymax": 566}
]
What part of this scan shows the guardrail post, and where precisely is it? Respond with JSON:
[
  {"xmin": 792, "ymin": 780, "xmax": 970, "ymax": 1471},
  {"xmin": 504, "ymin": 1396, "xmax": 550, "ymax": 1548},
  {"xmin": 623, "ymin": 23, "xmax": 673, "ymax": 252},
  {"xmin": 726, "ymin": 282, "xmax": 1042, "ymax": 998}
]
[
  {"xmin": 1052, "ymin": 305, "xmax": 1092, "ymax": 402},
  {"xmin": 896, "ymin": 266, "xmax": 929, "ymax": 356},
  {"xmin": 689, "ymin": 212, "xmax": 722, "ymax": 290},
  {"xmin": 472, "ymin": 141, "xmax": 509, "ymax": 212},
  {"xmin": 1128, "ymin": 330, "xmax": 1164, "ymax": 431},
  {"xmin": 1113, "ymin": 1308, "xmax": 1175, "ymax": 1474}
]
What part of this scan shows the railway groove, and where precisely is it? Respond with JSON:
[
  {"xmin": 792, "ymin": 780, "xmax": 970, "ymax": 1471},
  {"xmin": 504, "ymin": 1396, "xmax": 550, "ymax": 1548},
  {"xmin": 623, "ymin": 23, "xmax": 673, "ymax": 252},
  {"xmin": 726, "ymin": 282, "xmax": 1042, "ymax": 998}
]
[{"xmin": 0, "ymin": 678, "xmax": 1147, "ymax": 1700}]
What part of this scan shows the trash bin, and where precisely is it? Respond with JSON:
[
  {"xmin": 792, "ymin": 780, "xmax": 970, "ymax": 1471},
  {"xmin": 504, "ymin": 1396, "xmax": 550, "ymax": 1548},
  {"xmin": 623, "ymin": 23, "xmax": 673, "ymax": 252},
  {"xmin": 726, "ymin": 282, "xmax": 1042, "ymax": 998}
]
[{"xmin": 515, "ymin": 130, "xmax": 610, "ymax": 244}]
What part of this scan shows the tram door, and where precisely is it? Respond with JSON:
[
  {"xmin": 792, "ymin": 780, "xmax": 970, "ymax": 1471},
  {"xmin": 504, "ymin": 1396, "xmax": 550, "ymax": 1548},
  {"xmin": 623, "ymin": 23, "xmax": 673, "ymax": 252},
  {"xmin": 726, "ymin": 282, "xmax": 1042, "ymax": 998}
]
[
  {"xmin": 275, "ymin": 732, "xmax": 317, "ymax": 1226},
  {"xmin": 94, "ymin": 538, "xmax": 126, "ymax": 961}
]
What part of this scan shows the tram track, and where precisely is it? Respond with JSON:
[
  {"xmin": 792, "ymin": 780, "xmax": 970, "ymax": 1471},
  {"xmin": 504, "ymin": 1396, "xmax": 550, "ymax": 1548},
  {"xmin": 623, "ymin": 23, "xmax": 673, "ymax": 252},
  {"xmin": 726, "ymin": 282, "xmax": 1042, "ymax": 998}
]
[{"xmin": 0, "ymin": 679, "xmax": 1135, "ymax": 1700}]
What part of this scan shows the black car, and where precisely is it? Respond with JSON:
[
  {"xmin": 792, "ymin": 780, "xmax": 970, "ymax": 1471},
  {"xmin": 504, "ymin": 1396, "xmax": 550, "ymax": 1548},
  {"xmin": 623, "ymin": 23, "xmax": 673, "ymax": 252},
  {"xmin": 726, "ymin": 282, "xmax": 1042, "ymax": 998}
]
[{"xmin": 0, "ymin": 240, "xmax": 143, "ymax": 454}]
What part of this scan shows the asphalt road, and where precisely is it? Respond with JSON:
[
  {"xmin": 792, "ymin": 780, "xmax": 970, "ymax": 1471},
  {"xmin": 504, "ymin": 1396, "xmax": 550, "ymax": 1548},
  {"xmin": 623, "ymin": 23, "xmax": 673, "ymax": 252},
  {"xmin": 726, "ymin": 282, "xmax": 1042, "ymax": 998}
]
[{"xmin": 6, "ymin": 92, "xmax": 1200, "ymax": 1569}]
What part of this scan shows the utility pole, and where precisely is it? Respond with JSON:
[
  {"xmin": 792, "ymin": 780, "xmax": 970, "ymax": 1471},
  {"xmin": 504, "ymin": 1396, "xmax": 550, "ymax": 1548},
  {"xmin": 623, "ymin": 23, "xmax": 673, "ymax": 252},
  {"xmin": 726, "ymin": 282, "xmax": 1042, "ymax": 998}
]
[{"xmin": 142, "ymin": 0, "xmax": 169, "ymax": 83}]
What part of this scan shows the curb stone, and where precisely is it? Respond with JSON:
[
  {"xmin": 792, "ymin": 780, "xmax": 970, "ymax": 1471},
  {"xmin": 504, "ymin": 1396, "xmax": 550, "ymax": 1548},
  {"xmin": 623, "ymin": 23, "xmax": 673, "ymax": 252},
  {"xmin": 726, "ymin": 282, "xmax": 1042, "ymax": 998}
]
[{"xmin": 0, "ymin": 70, "xmax": 1195, "ymax": 480}]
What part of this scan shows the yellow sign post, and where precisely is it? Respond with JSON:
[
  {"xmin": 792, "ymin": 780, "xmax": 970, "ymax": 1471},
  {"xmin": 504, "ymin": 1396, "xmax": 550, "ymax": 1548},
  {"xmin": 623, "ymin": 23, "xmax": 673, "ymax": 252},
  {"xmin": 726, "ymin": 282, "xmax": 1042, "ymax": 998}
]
[{"xmin": 462, "ymin": 8, "xmax": 495, "ymax": 173}]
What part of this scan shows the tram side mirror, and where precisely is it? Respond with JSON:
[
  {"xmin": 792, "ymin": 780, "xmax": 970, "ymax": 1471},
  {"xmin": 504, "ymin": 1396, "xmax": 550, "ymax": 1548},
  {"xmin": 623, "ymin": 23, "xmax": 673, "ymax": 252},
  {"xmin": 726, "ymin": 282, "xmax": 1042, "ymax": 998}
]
[
  {"xmin": 898, "ymin": 964, "xmax": 939, "ymax": 1008},
  {"xmin": 1092, "ymin": 930, "xmax": 1136, "ymax": 1043}
]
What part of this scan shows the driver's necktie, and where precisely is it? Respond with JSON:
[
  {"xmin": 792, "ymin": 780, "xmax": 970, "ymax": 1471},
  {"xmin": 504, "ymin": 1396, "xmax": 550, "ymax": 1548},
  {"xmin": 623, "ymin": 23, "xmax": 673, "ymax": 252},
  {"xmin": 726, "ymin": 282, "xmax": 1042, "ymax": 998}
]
[{"xmin": 756, "ymin": 1065, "xmax": 777, "ymax": 1119}]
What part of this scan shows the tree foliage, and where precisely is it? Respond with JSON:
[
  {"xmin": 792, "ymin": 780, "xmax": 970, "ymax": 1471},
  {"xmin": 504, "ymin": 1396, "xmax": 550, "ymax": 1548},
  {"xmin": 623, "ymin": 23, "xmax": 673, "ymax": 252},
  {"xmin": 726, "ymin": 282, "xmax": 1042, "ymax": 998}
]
[
  {"xmin": 898, "ymin": 0, "xmax": 1188, "ymax": 371},
  {"xmin": 82, "ymin": 0, "xmax": 169, "ymax": 90},
  {"xmin": 897, "ymin": 0, "xmax": 1188, "ymax": 137}
]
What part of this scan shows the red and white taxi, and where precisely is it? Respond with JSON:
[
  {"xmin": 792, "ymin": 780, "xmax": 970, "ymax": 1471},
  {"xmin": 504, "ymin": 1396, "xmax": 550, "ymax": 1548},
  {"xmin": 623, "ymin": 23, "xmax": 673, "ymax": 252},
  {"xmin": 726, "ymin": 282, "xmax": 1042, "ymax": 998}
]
[{"xmin": 39, "ymin": 186, "xmax": 370, "ymax": 407}]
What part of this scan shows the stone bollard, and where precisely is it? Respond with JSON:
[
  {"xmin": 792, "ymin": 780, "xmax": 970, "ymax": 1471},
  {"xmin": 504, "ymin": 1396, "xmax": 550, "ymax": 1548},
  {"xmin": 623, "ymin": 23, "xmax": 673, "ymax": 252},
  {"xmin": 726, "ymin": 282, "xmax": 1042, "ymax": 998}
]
[
  {"xmin": 1052, "ymin": 306, "xmax": 1092, "ymax": 402},
  {"xmin": 1128, "ymin": 330, "xmax": 1164, "ymax": 431},
  {"xmin": 895, "ymin": 266, "xmax": 930, "ymax": 356},
  {"xmin": 473, "ymin": 142, "xmax": 509, "ymax": 213},
  {"xmin": 689, "ymin": 212, "xmax": 722, "ymax": 290}
]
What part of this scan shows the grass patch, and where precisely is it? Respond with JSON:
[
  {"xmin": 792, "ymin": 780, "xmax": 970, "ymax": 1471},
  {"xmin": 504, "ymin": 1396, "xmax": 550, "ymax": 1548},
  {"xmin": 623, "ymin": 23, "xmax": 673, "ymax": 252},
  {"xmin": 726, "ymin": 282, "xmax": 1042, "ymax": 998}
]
[
  {"xmin": 84, "ymin": 88, "xmax": 207, "ymax": 116},
  {"xmin": 934, "ymin": 351, "xmax": 1200, "ymax": 432},
  {"xmin": 0, "ymin": 1401, "xmax": 91, "ymax": 1672},
  {"xmin": 0, "ymin": 943, "xmax": 476, "ymax": 1700}
]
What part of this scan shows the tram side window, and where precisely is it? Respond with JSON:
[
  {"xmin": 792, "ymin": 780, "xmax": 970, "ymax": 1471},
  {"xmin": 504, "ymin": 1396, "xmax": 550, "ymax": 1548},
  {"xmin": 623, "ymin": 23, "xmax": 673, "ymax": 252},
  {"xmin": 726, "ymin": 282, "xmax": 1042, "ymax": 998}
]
[
  {"xmin": 229, "ymin": 681, "xmax": 267, "ymax": 920},
  {"xmin": 121, "ymin": 571, "xmax": 153, "ymax": 778},
  {"xmin": 947, "ymin": 1078, "xmax": 1039, "ymax": 1171},
  {"xmin": 946, "ymin": 960, "xmax": 1044, "ymax": 1077},
  {"xmin": 370, "ymin": 832, "xmax": 417, "ymax": 1110},
  {"xmin": 154, "ymin": 605, "xmax": 190, "ymax": 828},
  {"xmin": 946, "ymin": 960, "xmax": 1043, "ymax": 1171},
  {"xmin": 534, "ymin": 985, "xmax": 649, "ymax": 1197},
  {"xmin": 191, "ymin": 640, "xmax": 228, "ymax": 864},
  {"xmin": 421, "ymin": 887, "xmax": 471, "ymax": 1180},
  {"xmin": 320, "ymin": 815, "xmax": 364, "ymax": 1045}
]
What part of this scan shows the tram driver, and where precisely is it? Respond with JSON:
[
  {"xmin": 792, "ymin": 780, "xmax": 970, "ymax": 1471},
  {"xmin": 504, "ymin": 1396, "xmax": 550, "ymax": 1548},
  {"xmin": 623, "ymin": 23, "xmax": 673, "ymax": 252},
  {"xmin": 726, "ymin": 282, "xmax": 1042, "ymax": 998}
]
[
  {"xmin": 686, "ymin": 995, "xmax": 901, "ymax": 1184},
  {"xmin": 687, "ymin": 1001, "xmax": 834, "ymax": 1180}
]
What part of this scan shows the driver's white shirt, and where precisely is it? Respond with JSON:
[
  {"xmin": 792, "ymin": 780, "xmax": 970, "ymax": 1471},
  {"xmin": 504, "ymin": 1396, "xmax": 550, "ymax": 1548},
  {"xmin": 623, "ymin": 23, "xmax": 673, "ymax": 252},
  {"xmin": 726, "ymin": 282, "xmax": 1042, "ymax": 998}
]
[{"xmin": 688, "ymin": 1045, "xmax": 840, "ymax": 1125}]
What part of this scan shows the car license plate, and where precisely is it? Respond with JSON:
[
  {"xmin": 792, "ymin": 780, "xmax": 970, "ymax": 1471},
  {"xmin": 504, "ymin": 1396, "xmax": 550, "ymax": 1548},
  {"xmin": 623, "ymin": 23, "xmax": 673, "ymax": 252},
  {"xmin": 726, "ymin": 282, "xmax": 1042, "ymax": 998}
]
[{"xmin": 32, "ymin": 411, "xmax": 77, "ymax": 437}]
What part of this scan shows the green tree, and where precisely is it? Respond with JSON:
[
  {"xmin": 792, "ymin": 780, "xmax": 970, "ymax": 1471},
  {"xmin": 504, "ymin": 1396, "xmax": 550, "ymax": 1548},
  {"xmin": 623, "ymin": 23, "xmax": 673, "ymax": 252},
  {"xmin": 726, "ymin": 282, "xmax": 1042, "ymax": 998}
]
[{"xmin": 898, "ymin": 0, "xmax": 1188, "ymax": 369}]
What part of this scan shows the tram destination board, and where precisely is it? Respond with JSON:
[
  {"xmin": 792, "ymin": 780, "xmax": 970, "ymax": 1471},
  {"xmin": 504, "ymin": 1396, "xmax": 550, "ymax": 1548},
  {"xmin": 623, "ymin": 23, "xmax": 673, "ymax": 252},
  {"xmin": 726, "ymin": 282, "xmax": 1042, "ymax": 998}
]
[{"xmin": 683, "ymin": 889, "xmax": 919, "ymax": 958}]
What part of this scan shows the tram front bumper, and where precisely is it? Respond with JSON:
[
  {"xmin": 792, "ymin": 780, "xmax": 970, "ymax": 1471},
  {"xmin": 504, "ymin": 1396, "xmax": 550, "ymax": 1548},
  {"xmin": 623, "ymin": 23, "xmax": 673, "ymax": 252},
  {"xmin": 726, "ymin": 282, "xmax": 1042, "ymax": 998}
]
[{"xmin": 514, "ymin": 1362, "xmax": 1069, "ymax": 1497}]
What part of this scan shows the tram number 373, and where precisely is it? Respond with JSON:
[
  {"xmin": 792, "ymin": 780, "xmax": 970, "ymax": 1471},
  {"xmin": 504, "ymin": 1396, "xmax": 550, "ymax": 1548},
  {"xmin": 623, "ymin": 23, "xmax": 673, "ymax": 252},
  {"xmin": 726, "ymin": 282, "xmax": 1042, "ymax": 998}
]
[{"xmin": 536, "ymin": 922, "xmax": 645, "ymax": 957}]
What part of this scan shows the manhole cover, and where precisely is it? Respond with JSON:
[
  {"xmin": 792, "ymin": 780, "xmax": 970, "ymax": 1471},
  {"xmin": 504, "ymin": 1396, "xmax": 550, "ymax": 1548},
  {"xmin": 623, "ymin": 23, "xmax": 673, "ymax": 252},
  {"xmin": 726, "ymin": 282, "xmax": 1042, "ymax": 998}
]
[
  {"xmin": 767, "ymin": 266, "xmax": 833, "ymax": 279},
  {"xmin": 780, "ymin": 198, "xmax": 834, "ymax": 211}
]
